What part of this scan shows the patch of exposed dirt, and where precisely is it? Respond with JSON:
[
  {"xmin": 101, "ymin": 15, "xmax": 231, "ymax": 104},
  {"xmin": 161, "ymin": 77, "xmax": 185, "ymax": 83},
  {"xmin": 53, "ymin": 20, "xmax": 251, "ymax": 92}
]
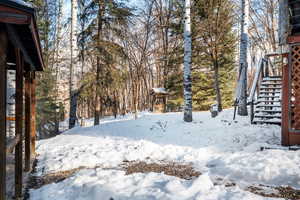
[
  {"xmin": 277, "ymin": 186, "xmax": 300, "ymax": 200},
  {"xmin": 247, "ymin": 185, "xmax": 281, "ymax": 198},
  {"xmin": 247, "ymin": 185, "xmax": 300, "ymax": 200},
  {"xmin": 213, "ymin": 177, "xmax": 300, "ymax": 200},
  {"xmin": 122, "ymin": 161, "xmax": 201, "ymax": 180},
  {"xmin": 27, "ymin": 167, "xmax": 85, "ymax": 190}
]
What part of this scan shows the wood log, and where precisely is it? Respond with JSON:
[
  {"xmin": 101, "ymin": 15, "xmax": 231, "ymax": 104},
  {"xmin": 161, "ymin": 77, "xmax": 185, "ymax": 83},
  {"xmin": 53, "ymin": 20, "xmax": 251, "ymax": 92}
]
[
  {"xmin": 25, "ymin": 72, "xmax": 31, "ymax": 172},
  {"xmin": 0, "ymin": 26, "xmax": 8, "ymax": 200},
  {"xmin": 15, "ymin": 48, "xmax": 23, "ymax": 199},
  {"xmin": 30, "ymin": 72, "xmax": 36, "ymax": 156}
]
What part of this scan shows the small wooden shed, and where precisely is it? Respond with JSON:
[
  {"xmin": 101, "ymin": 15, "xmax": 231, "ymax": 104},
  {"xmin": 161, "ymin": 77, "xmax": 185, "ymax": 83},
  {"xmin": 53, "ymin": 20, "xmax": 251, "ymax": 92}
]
[
  {"xmin": 150, "ymin": 88, "xmax": 169, "ymax": 113},
  {"xmin": 0, "ymin": 0, "xmax": 44, "ymax": 199}
]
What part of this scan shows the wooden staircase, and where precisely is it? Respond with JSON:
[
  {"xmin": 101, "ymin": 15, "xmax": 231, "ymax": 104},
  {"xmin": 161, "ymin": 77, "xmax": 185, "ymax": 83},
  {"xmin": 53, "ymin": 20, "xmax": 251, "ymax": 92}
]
[{"xmin": 252, "ymin": 76, "xmax": 282, "ymax": 125}]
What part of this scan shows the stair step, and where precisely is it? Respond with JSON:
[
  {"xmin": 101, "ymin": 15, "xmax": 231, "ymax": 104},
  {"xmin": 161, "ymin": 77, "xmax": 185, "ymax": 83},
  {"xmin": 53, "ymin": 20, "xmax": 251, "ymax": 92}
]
[
  {"xmin": 257, "ymin": 100, "xmax": 281, "ymax": 103},
  {"xmin": 262, "ymin": 77, "xmax": 282, "ymax": 81},
  {"xmin": 256, "ymin": 104, "xmax": 281, "ymax": 108},
  {"xmin": 255, "ymin": 109, "xmax": 281, "ymax": 113},
  {"xmin": 259, "ymin": 93, "xmax": 281, "ymax": 96},
  {"xmin": 261, "ymin": 83, "xmax": 282, "ymax": 86},
  {"xmin": 253, "ymin": 119, "xmax": 281, "ymax": 125},
  {"xmin": 254, "ymin": 114, "xmax": 281, "ymax": 118},
  {"xmin": 260, "ymin": 87, "xmax": 282, "ymax": 90},
  {"xmin": 259, "ymin": 91, "xmax": 281, "ymax": 93},
  {"xmin": 259, "ymin": 96, "xmax": 281, "ymax": 99},
  {"xmin": 258, "ymin": 95, "xmax": 281, "ymax": 98}
]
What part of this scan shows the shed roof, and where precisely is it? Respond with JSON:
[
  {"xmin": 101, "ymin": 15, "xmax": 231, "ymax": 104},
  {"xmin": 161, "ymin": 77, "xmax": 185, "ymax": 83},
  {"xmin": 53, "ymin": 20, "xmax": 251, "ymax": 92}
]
[
  {"xmin": 0, "ymin": 0, "xmax": 44, "ymax": 71},
  {"xmin": 151, "ymin": 88, "xmax": 169, "ymax": 95}
]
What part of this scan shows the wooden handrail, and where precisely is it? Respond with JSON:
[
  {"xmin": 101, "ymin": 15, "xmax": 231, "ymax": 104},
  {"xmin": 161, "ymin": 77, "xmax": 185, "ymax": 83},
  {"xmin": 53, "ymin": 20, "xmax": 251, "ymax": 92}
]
[
  {"xmin": 248, "ymin": 57, "xmax": 267, "ymax": 123},
  {"xmin": 248, "ymin": 58, "xmax": 266, "ymax": 103},
  {"xmin": 6, "ymin": 134, "xmax": 21, "ymax": 154}
]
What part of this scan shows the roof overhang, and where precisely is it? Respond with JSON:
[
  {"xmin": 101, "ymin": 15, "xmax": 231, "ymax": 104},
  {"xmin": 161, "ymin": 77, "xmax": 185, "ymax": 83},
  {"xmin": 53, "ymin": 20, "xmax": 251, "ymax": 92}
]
[{"xmin": 0, "ymin": 0, "xmax": 44, "ymax": 71}]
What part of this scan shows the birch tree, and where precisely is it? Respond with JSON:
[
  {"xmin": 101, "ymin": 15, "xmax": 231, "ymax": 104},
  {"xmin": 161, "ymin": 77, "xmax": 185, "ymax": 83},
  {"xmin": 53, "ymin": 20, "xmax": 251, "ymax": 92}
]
[
  {"xmin": 7, "ymin": 70, "xmax": 15, "ymax": 138},
  {"xmin": 54, "ymin": 0, "xmax": 63, "ymax": 133},
  {"xmin": 237, "ymin": 0, "xmax": 249, "ymax": 116},
  {"xmin": 69, "ymin": 0, "xmax": 78, "ymax": 128},
  {"xmin": 183, "ymin": 0, "xmax": 193, "ymax": 122}
]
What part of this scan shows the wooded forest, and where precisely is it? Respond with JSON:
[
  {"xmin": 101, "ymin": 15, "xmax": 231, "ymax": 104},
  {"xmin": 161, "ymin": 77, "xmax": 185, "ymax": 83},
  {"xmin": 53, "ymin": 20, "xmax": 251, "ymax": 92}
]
[
  {"xmin": 3, "ymin": 1, "xmax": 298, "ymax": 199},
  {"xmin": 20, "ymin": 0, "xmax": 279, "ymax": 138}
]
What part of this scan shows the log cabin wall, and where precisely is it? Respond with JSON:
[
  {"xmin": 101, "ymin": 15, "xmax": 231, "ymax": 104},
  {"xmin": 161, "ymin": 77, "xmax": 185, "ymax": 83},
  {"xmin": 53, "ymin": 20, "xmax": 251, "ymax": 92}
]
[
  {"xmin": 0, "ymin": 26, "xmax": 39, "ymax": 200},
  {"xmin": 0, "ymin": 1, "xmax": 44, "ymax": 199}
]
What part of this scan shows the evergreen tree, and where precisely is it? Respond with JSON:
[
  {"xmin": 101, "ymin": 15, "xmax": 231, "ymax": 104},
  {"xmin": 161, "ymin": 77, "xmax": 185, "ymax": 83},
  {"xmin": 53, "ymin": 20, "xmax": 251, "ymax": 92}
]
[
  {"xmin": 167, "ymin": 0, "xmax": 237, "ymax": 112},
  {"xmin": 193, "ymin": 0, "xmax": 237, "ymax": 112},
  {"xmin": 25, "ymin": 0, "xmax": 62, "ymax": 137}
]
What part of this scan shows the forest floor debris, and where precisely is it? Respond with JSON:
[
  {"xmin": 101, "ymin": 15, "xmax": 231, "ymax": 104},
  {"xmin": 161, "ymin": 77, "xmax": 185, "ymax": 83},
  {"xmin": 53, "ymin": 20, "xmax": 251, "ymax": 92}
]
[{"xmin": 122, "ymin": 161, "xmax": 201, "ymax": 180}]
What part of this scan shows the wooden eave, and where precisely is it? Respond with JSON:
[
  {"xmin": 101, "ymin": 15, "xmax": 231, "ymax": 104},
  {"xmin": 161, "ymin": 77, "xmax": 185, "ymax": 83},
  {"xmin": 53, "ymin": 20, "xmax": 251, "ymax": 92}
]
[
  {"xmin": 287, "ymin": 35, "xmax": 300, "ymax": 44},
  {"xmin": 0, "ymin": 4, "xmax": 31, "ymax": 24},
  {"xmin": 0, "ymin": 2, "xmax": 44, "ymax": 71}
]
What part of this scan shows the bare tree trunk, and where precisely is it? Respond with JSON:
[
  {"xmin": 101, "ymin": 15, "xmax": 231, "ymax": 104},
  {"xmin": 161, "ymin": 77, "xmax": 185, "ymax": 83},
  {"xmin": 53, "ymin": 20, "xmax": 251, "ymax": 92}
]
[
  {"xmin": 183, "ymin": 0, "xmax": 193, "ymax": 122},
  {"xmin": 113, "ymin": 91, "xmax": 117, "ymax": 118},
  {"xmin": 133, "ymin": 82, "xmax": 138, "ymax": 119},
  {"xmin": 69, "ymin": 0, "xmax": 78, "ymax": 129},
  {"xmin": 238, "ymin": 0, "xmax": 249, "ymax": 116},
  {"xmin": 213, "ymin": 61, "xmax": 222, "ymax": 112},
  {"xmin": 55, "ymin": 0, "xmax": 62, "ymax": 133},
  {"xmin": 94, "ymin": 1, "xmax": 105, "ymax": 125}
]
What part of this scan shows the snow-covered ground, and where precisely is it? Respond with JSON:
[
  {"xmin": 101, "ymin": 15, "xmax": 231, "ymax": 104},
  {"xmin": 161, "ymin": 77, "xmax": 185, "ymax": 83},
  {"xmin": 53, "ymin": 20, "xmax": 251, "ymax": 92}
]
[{"xmin": 30, "ymin": 110, "xmax": 299, "ymax": 200}]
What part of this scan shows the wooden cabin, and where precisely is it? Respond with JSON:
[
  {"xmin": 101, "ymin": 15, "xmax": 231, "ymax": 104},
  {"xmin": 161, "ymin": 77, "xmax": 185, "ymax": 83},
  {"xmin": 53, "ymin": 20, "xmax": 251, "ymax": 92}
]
[
  {"xmin": 0, "ymin": 0, "xmax": 44, "ymax": 199},
  {"xmin": 280, "ymin": 0, "xmax": 300, "ymax": 146},
  {"xmin": 150, "ymin": 88, "xmax": 169, "ymax": 113},
  {"xmin": 249, "ymin": 0, "xmax": 300, "ymax": 146}
]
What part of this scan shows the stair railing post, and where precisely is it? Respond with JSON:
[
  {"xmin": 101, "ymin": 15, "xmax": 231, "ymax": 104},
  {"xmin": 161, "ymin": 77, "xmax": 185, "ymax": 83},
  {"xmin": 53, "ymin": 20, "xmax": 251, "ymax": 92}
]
[
  {"xmin": 249, "ymin": 58, "xmax": 265, "ymax": 124},
  {"xmin": 250, "ymin": 101, "xmax": 254, "ymax": 123},
  {"xmin": 265, "ymin": 58, "xmax": 270, "ymax": 77}
]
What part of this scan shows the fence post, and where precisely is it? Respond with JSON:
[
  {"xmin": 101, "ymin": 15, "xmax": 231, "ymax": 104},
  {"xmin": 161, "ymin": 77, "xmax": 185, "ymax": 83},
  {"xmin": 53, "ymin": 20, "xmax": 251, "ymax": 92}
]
[
  {"xmin": 250, "ymin": 102, "xmax": 254, "ymax": 123},
  {"xmin": 282, "ymin": 63, "xmax": 290, "ymax": 146}
]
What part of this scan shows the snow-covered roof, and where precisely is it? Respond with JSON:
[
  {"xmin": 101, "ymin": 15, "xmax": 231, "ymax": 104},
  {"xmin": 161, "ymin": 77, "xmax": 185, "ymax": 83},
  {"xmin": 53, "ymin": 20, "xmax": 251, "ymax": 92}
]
[
  {"xmin": 9, "ymin": 0, "xmax": 33, "ymax": 8},
  {"xmin": 151, "ymin": 88, "xmax": 168, "ymax": 95}
]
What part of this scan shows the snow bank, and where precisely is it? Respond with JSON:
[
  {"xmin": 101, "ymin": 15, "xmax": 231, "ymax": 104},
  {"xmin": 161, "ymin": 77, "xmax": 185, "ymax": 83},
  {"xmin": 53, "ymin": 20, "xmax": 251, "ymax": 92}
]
[
  {"xmin": 30, "ymin": 170, "xmax": 280, "ymax": 200},
  {"xmin": 31, "ymin": 110, "xmax": 299, "ymax": 199}
]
